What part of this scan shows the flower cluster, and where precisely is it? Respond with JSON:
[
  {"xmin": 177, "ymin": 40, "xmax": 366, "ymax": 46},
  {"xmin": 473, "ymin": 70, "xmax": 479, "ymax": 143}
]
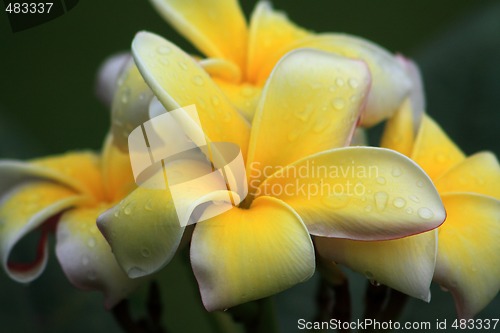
[{"xmin": 0, "ymin": 0, "xmax": 498, "ymax": 322}]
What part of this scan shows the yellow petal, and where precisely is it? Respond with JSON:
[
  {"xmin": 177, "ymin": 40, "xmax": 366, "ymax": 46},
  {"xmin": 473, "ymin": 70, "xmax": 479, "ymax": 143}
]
[
  {"xmin": 110, "ymin": 58, "xmax": 154, "ymax": 151},
  {"xmin": 380, "ymin": 98, "xmax": 416, "ymax": 157},
  {"xmin": 131, "ymin": 32, "xmax": 250, "ymax": 156},
  {"xmin": 150, "ymin": 0, "xmax": 247, "ymax": 68},
  {"xmin": 315, "ymin": 229, "xmax": 437, "ymax": 301},
  {"xmin": 246, "ymin": 2, "xmax": 310, "ymax": 83},
  {"xmin": 191, "ymin": 196, "xmax": 315, "ymax": 311},
  {"xmin": 254, "ymin": 34, "xmax": 411, "ymax": 126},
  {"xmin": 212, "ymin": 78, "xmax": 262, "ymax": 122},
  {"xmin": 56, "ymin": 206, "xmax": 142, "ymax": 309},
  {"xmin": 259, "ymin": 147, "xmax": 445, "ymax": 240},
  {"xmin": 436, "ymin": 152, "xmax": 500, "ymax": 200},
  {"xmin": 199, "ymin": 58, "xmax": 242, "ymax": 83},
  {"xmin": 97, "ymin": 157, "xmax": 234, "ymax": 278},
  {"xmin": 434, "ymin": 193, "xmax": 500, "ymax": 319},
  {"xmin": 0, "ymin": 182, "xmax": 82, "ymax": 282},
  {"xmin": 411, "ymin": 115, "xmax": 466, "ymax": 180},
  {"xmin": 246, "ymin": 49, "xmax": 370, "ymax": 190},
  {"xmin": 101, "ymin": 134, "xmax": 137, "ymax": 201},
  {"xmin": 31, "ymin": 152, "xmax": 104, "ymax": 201}
]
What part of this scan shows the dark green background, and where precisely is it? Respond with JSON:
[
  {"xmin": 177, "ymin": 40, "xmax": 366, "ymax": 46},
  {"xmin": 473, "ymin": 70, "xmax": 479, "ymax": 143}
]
[{"xmin": 1, "ymin": 1, "xmax": 499, "ymax": 332}]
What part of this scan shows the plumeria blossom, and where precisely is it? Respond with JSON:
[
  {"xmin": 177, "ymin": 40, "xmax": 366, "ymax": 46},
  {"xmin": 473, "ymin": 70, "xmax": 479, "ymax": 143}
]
[
  {"xmin": 97, "ymin": 31, "xmax": 446, "ymax": 311},
  {"xmin": 108, "ymin": 0, "xmax": 412, "ymax": 150},
  {"xmin": 0, "ymin": 136, "xmax": 141, "ymax": 308},
  {"xmin": 316, "ymin": 59, "xmax": 500, "ymax": 319}
]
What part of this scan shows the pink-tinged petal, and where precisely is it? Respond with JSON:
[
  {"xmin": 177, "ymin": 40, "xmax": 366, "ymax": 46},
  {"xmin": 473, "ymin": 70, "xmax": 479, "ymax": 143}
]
[
  {"xmin": 434, "ymin": 193, "xmax": 500, "ymax": 319},
  {"xmin": 191, "ymin": 196, "xmax": 315, "ymax": 311},
  {"xmin": 150, "ymin": 0, "xmax": 247, "ymax": 69},
  {"xmin": 56, "ymin": 206, "xmax": 142, "ymax": 309},
  {"xmin": 95, "ymin": 52, "xmax": 131, "ymax": 108},
  {"xmin": 411, "ymin": 115, "xmax": 466, "ymax": 180},
  {"xmin": 259, "ymin": 147, "xmax": 445, "ymax": 240},
  {"xmin": 316, "ymin": 230, "xmax": 437, "ymax": 302},
  {"xmin": 0, "ymin": 182, "xmax": 83, "ymax": 282},
  {"xmin": 436, "ymin": 152, "xmax": 500, "ymax": 200},
  {"xmin": 395, "ymin": 55, "xmax": 425, "ymax": 131},
  {"xmin": 246, "ymin": 48, "xmax": 370, "ymax": 190}
]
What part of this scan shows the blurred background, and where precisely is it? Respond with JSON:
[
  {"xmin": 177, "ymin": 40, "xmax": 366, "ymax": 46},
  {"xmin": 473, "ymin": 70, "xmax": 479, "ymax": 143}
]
[{"xmin": 1, "ymin": 0, "xmax": 499, "ymax": 332}]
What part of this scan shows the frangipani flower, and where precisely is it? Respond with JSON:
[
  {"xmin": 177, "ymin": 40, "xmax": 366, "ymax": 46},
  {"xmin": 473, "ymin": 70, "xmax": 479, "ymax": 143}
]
[
  {"xmin": 109, "ymin": 0, "xmax": 412, "ymax": 150},
  {"xmin": 0, "ymin": 136, "xmax": 140, "ymax": 308},
  {"xmin": 317, "ymin": 59, "xmax": 500, "ymax": 318},
  {"xmin": 97, "ymin": 31, "xmax": 445, "ymax": 311}
]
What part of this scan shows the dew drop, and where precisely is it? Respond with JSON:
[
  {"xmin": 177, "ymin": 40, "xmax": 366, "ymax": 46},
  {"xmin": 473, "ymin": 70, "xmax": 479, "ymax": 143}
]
[
  {"xmin": 335, "ymin": 78, "xmax": 345, "ymax": 87},
  {"xmin": 332, "ymin": 98, "xmax": 345, "ymax": 110},
  {"xmin": 178, "ymin": 61, "xmax": 188, "ymax": 70},
  {"xmin": 348, "ymin": 78, "xmax": 359, "ymax": 88},
  {"xmin": 145, "ymin": 200, "xmax": 154, "ymax": 212},
  {"xmin": 160, "ymin": 57, "xmax": 169, "ymax": 65},
  {"xmin": 192, "ymin": 75, "xmax": 204, "ymax": 86},
  {"xmin": 87, "ymin": 238, "xmax": 96, "ymax": 248},
  {"xmin": 369, "ymin": 279, "xmax": 381, "ymax": 287},
  {"xmin": 374, "ymin": 191, "xmax": 389, "ymax": 210},
  {"xmin": 364, "ymin": 205, "xmax": 373, "ymax": 212},
  {"xmin": 393, "ymin": 197, "xmax": 406, "ymax": 208},
  {"xmin": 121, "ymin": 87, "xmax": 131, "ymax": 104},
  {"xmin": 391, "ymin": 167, "xmax": 402, "ymax": 177},
  {"xmin": 197, "ymin": 97, "xmax": 207, "ymax": 110},
  {"xmin": 141, "ymin": 248, "xmax": 151, "ymax": 258},
  {"xmin": 157, "ymin": 45, "xmax": 171, "ymax": 54},
  {"xmin": 405, "ymin": 207, "xmax": 414, "ymax": 214},
  {"xmin": 124, "ymin": 205, "xmax": 132, "ymax": 215},
  {"xmin": 376, "ymin": 176, "xmax": 386, "ymax": 185},
  {"xmin": 211, "ymin": 95, "xmax": 220, "ymax": 106},
  {"xmin": 409, "ymin": 195, "xmax": 420, "ymax": 203},
  {"xmin": 313, "ymin": 120, "xmax": 329, "ymax": 133},
  {"xmin": 114, "ymin": 211, "xmax": 120, "ymax": 218},
  {"xmin": 416, "ymin": 180, "xmax": 424, "ymax": 188},
  {"xmin": 418, "ymin": 207, "xmax": 434, "ymax": 220}
]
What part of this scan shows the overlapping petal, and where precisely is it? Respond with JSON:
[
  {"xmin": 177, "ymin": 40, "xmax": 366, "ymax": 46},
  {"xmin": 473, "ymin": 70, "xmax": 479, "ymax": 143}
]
[
  {"xmin": 131, "ymin": 32, "xmax": 250, "ymax": 155},
  {"xmin": 436, "ymin": 152, "xmax": 500, "ymax": 199},
  {"xmin": 246, "ymin": 49, "xmax": 370, "ymax": 189},
  {"xmin": 150, "ymin": 0, "xmax": 248, "ymax": 68},
  {"xmin": 315, "ymin": 230, "xmax": 437, "ymax": 301},
  {"xmin": 0, "ymin": 182, "xmax": 83, "ymax": 282},
  {"xmin": 433, "ymin": 194, "xmax": 500, "ymax": 319},
  {"xmin": 380, "ymin": 99, "xmax": 416, "ymax": 157},
  {"xmin": 246, "ymin": 1, "xmax": 310, "ymax": 83},
  {"xmin": 411, "ymin": 115, "xmax": 466, "ymax": 180},
  {"xmin": 56, "ymin": 205, "xmax": 141, "ymax": 309},
  {"xmin": 259, "ymin": 147, "xmax": 445, "ymax": 240},
  {"xmin": 190, "ymin": 196, "xmax": 315, "ymax": 311},
  {"xmin": 252, "ymin": 34, "xmax": 411, "ymax": 126}
]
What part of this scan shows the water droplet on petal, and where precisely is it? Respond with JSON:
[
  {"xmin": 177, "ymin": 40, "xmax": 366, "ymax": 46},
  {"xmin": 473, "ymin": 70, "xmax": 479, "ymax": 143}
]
[
  {"xmin": 335, "ymin": 78, "xmax": 345, "ymax": 87},
  {"xmin": 178, "ymin": 61, "xmax": 188, "ymax": 70},
  {"xmin": 409, "ymin": 195, "xmax": 420, "ymax": 203},
  {"xmin": 211, "ymin": 95, "xmax": 220, "ymax": 106},
  {"xmin": 369, "ymin": 279, "xmax": 381, "ymax": 287},
  {"xmin": 313, "ymin": 120, "xmax": 329, "ymax": 133},
  {"xmin": 393, "ymin": 197, "xmax": 406, "ymax": 208},
  {"xmin": 332, "ymin": 98, "xmax": 345, "ymax": 110},
  {"xmin": 391, "ymin": 167, "xmax": 402, "ymax": 177},
  {"xmin": 376, "ymin": 176, "xmax": 386, "ymax": 185},
  {"xmin": 121, "ymin": 87, "xmax": 131, "ymax": 104},
  {"xmin": 192, "ymin": 75, "xmax": 204, "ymax": 86},
  {"xmin": 87, "ymin": 238, "xmax": 96, "ymax": 248},
  {"xmin": 157, "ymin": 45, "xmax": 171, "ymax": 54},
  {"xmin": 405, "ymin": 207, "xmax": 414, "ymax": 214},
  {"xmin": 375, "ymin": 192, "xmax": 388, "ymax": 210},
  {"xmin": 418, "ymin": 207, "xmax": 434, "ymax": 219},
  {"xmin": 124, "ymin": 205, "xmax": 132, "ymax": 215},
  {"xmin": 416, "ymin": 180, "xmax": 424, "ymax": 188},
  {"xmin": 141, "ymin": 248, "xmax": 151, "ymax": 257},
  {"xmin": 364, "ymin": 205, "xmax": 373, "ymax": 212},
  {"xmin": 348, "ymin": 78, "xmax": 359, "ymax": 88}
]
